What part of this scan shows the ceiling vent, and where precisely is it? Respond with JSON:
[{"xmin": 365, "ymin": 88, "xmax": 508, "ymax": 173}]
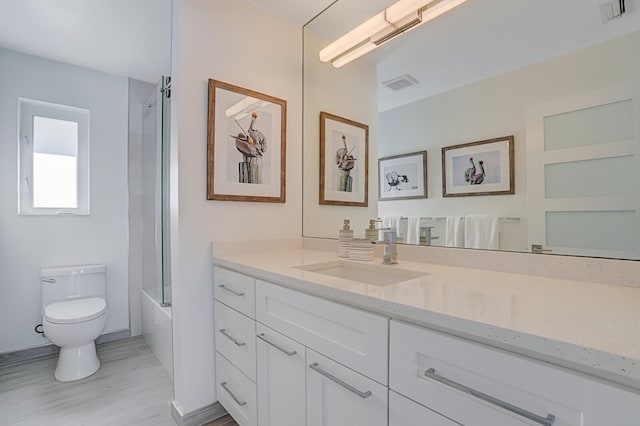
[
  {"xmin": 600, "ymin": 0, "xmax": 629, "ymax": 23},
  {"xmin": 382, "ymin": 74, "xmax": 418, "ymax": 91}
]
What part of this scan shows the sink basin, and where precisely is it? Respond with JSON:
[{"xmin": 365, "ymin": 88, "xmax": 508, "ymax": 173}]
[{"xmin": 295, "ymin": 260, "xmax": 428, "ymax": 286}]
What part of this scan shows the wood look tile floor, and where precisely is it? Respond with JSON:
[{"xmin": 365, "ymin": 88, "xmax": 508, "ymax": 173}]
[
  {"xmin": 203, "ymin": 414, "xmax": 238, "ymax": 425},
  {"xmin": 0, "ymin": 336, "xmax": 174, "ymax": 426}
]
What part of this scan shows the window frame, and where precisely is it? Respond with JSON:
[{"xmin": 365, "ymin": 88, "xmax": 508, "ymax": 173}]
[{"xmin": 18, "ymin": 98, "xmax": 90, "ymax": 215}]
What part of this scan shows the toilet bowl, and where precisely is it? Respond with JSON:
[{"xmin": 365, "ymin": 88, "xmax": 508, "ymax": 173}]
[
  {"xmin": 41, "ymin": 264, "xmax": 108, "ymax": 382},
  {"xmin": 43, "ymin": 297, "xmax": 107, "ymax": 381}
]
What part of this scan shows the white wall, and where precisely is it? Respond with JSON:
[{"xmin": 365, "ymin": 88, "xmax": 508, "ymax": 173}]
[
  {"xmin": 302, "ymin": 29, "xmax": 379, "ymax": 239},
  {"xmin": 0, "ymin": 48, "xmax": 130, "ymax": 353},
  {"xmin": 170, "ymin": 0, "xmax": 303, "ymax": 414},
  {"xmin": 378, "ymin": 30, "xmax": 640, "ymax": 252}
]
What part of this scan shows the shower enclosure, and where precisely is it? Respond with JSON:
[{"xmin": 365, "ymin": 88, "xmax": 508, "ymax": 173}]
[{"xmin": 140, "ymin": 76, "xmax": 171, "ymax": 307}]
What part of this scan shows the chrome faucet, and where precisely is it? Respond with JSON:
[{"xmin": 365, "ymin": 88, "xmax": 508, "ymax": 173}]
[{"xmin": 381, "ymin": 230, "xmax": 398, "ymax": 265}]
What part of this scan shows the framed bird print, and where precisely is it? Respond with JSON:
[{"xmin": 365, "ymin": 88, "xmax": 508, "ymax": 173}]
[
  {"xmin": 319, "ymin": 112, "xmax": 368, "ymax": 207},
  {"xmin": 207, "ymin": 79, "xmax": 287, "ymax": 202},
  {"xmin": 378, "ymin": 151, "xmax": 428, "ymax": 201},
  {"xmin": 442, "ymin": 135, "xmax": 514, "ymax": 197}
]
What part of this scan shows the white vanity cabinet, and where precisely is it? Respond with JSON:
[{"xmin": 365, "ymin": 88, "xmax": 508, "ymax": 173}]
[
  {"xmin": 214, "ymin": 265, "xmax": 640, "ymax": 426},
  {"xmin": 214, "ymin": 267, "xmax": 389, "ymax": 426},
  {"xmin": 390, "ymin": 320, "xmax": 640, "ymax": 426}
]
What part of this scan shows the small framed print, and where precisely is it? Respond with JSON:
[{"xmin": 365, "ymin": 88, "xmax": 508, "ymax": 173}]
[
  {"xmin": 442, "ymin": 136, "xmax": 514, "ymax": 197},
  {"xmin": 378, "ymin": 151, "xmax": 428, "ymax": 201},
  {"xmin": 207, "ymin": 79, "xmax": 286, "ymax": 202},
  {"xmin": 319, "ymin": 111, "xmax": 368, "ymax": 207}
]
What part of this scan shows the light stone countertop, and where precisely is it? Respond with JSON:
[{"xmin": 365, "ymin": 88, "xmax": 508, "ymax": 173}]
[{"xmin": 213, "ymin": 247, "xmax": 640, "ymax": 391}]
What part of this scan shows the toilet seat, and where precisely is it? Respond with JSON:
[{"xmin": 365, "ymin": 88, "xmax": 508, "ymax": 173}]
[{"xmin": 45, "ymin": 297, "xmax": 106, "ymax": 324}]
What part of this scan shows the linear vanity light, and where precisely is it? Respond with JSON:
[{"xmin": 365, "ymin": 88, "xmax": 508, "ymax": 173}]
[{"xmin": 319, "ymin": 0, "xmax": 469, "ymax": 68}]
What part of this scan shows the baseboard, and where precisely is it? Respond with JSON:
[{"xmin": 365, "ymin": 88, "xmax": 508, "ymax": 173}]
[
  {"xmin": 96, "ymin": 328, "xmax": 131, "ymax": 344},
  {"xmin": 171, "ymin": 401, "xmax": 228, "ymax": 426},
  {"xmin": 0, "ymin": 329, "xmax": 131, "ymax": 366}
]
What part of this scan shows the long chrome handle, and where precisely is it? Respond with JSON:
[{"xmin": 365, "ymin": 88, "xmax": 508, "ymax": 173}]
[
  {"xmin": 425, "ymin": 368, "xmax": 555, "ymax": 426},
  {"xmin": 41, "ymin": 278, "xmax": 56, "ymax": 283},
  {"xmin": 220, "ymin": 382, "xmax": 247, "ymax": 407},
  {"xmin": 257, "ymin": 333, "xmax": 297, "ymax": 356},
  {"xmin": 219, "ymin": 329, "xmax": 245, "ymax": 347},
  {"xmin": 218, "ymin": 284, "xmax": 245, "ymax": 297},
  {"xmin": 309, "ymin": 362, "xmax": 372, "ymax": 399}
]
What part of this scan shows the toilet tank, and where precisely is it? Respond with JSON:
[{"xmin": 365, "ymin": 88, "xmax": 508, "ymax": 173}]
[{"xmin": 41, "ymin": 264, "xmax": 106, "ymax": 308}]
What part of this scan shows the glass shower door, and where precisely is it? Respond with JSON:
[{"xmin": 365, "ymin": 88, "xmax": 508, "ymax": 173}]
[{"xmin": 141, "ymin": 76, "xmax": 171, "ymax": 306}]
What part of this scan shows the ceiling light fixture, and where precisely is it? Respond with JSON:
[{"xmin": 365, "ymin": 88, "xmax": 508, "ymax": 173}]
[{"xmin": 319, "ymin": 0, "xmax": 469, "ymax": 68}]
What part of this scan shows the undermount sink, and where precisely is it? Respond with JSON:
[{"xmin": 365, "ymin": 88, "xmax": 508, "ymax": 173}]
[{"xmin": 295, "ymin": 260, "xmax": 428, "ymax": 286}]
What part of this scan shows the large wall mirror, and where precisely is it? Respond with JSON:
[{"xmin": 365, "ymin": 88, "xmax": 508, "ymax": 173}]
[{"xmin": 303, "ymin": 0, "xmax": 640, "ymax": 260}]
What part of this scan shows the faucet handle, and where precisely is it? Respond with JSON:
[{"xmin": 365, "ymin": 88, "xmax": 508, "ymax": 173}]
[{"xmin": 383, "ymin": 229, "xmax": 397, "ymax": 243}]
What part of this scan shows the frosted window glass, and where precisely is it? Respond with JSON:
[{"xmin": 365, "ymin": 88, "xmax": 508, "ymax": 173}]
[
  {"xmin": 545, "ymin": 156, "xmax": 634, "ymax": 198},
  {"xmin": 33, "ymin": 116, "xmax": 78, "ymax": 156},
  {"xmin": 546, "ymin": 211, "xmax": 634, "ymax": 251},
  {"xmin": 33, "ymin": 153, "xmax": 78, "ymax": 208},
  {"xmin": 544, "ymin": 100, "xmax": 633, "ymax": 151}
]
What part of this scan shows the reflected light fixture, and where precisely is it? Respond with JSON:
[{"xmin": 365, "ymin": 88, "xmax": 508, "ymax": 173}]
[{"xmin": 319, "ymin": 0, "xmax": 469, "ymax": 68}]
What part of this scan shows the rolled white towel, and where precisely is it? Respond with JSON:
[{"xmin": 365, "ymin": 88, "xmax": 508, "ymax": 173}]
[
  {"xmin": 406, "ymin": 216, "xmax": 422, "ymax": 245},
  {"xmin": 464, "ymin": 215, "xmax": 499, "ymax": 250},
  {"xmin": 445, "ymin": 216, "xmax": 464, "ymax": 247}
]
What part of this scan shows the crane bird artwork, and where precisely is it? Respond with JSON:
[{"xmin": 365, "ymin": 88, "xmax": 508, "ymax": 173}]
[
  {"xmin": 464, "ymin": 157, "xmax": 486, "ymax": 185},
  {"xmin": 335, "ymin": 134, "xmax": 357, "ymax": 192},
  {"xmin": 230, "ymin": 112, "xmax": 267, "ymax": 184}
]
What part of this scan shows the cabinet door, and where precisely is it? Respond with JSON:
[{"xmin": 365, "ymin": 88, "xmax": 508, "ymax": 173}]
[
  {"xmin": 256, "ymin": 323, "xmax": 306, "ymax": 426},
  {"xmin": 389, "ymin": 391, "xmax": 459, "ymax": 426},
  {"xmin": 306, "ymin": 349, "xmax": 387, "ymax": 426}
]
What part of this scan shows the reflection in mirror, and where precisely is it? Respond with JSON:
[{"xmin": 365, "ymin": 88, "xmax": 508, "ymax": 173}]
[{"xmin": 303, "ymin": 0, "xmax": 640, "ymax": 260}]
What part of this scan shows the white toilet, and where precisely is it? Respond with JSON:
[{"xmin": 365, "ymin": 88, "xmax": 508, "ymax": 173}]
[{"xmin": 41, "ymin": 264, "xmax": 108, "ymax": 382}]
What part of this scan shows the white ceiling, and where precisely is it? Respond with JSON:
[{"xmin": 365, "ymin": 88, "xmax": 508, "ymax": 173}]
[
  {"xmin": 247, "ymin": 0, "xmax": 336, "ymax": 25},
  {"xmin": 0, "ymin": 0, "xmax": 172, "ymax": 83}
]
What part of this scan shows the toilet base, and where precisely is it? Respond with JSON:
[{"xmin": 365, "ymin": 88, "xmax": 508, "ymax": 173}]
[{"xmin": 54, "ymin": 342, "xmax": 100, "ymax": 382}]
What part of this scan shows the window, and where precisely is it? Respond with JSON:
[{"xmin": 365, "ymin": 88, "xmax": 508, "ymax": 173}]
[{"xmin": 19, "ymin": 99, "xmax": 90, "ymax": 215}]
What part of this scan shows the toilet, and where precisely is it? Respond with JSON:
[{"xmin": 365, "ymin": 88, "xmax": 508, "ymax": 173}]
[{"xmin": 41, "ymin": 264, "xmax": 108, "ymax": 382}]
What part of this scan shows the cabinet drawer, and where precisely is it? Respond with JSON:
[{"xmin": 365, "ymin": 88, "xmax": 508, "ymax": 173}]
[
  {"xmin": 214, "ymin": 301, "xmax": 256, "ymax": 382},
  {"xmin": 306, "ymin": 349, "xmax": 387, "ymax": 426},
  {"xmin": 256, "ymin": 280, "xmax": 389, "ymax": 385},
  {"xmin": 390, "ymin": 320, "xmax": 640, "ymax": 426},
  {"xmin": 389, "ymin": 390, "xmax": 458, "ymax": 426},
  {"xmin": 214, "ymin": 267, "xmax": 255, "ymax": 319},
  {"xmin": 216, "ymin": 352, "xmax": 257, "ymax": 426}
]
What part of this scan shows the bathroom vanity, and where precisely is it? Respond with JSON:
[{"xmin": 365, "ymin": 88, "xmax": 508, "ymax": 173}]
[{"xmin": 212, "ymin": 244, "xmax": 640, "ymax": 426}]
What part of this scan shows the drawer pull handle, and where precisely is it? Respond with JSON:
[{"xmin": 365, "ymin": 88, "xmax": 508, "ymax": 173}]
[
  {"xmin": 309, "ymin": 362, "xmax": 372, "ymax": 399},
  {"xmin": 257, "ymin": 333, "xmax": 297, "ymax": 356},
  {"xmin": 219, "ymin": 329, "xmax": 245, "ymax": 347},
  {"xmin": 425, "ymin": 368, "xmax": 556, "ymax": 426},
  {"xmin": 218, "ymin": 284, "xmax": 245, "ymax": 297},
  {"xmin": 220, "ymin": 381, "xmax": 247, "ymax": 407}
]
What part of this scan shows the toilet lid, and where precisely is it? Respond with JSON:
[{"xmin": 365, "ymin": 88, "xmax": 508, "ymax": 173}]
[{"xmin": 45, "ymin": 297, "xmax": 106, "ymax": 324}]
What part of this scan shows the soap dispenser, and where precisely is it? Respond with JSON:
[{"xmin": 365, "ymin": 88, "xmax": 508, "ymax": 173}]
[
  {"xmin": 338, "ymin": 219, "xmax": 353, "ymax": 258},
  {"xmin": 365, "ymin": 219, "xmax": 381, "ymax": 242}
]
